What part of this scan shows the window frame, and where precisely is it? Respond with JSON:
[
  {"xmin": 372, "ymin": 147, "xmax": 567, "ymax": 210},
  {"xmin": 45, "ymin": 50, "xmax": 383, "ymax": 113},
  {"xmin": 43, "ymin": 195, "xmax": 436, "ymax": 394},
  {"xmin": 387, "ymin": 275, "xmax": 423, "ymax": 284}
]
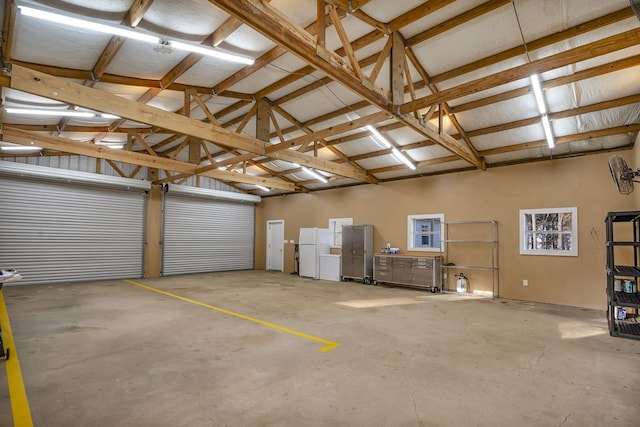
[
  {"xmin": 328, "ymin": 217, "xmax": 353, "ymax": 248},
  {"xmin": 407, "ymin": 213, "xmax": 444, "ymax": 252},
  {"xmin": 519, "ymin": 207, "xmax": 578, "ymax": 256}
]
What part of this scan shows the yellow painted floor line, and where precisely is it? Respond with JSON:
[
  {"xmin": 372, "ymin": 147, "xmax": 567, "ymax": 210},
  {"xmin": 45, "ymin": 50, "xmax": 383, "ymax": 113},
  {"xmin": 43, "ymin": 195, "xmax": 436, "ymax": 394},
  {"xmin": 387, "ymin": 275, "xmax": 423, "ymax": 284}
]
[
  {"xmin": 0, "ymin": 291, "xmax": 33, "ymax": 427},
  {"xmin": 124, "ymin": 279, "xmax": 340, "ymax": 352}
]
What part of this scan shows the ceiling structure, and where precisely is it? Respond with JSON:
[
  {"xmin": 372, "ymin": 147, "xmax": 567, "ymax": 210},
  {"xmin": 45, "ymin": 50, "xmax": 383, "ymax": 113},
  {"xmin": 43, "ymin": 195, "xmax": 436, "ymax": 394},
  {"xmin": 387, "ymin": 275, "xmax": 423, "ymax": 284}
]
[{"xmin": 1, "ymin": 0, "xmax": 639, "ymax": 196}]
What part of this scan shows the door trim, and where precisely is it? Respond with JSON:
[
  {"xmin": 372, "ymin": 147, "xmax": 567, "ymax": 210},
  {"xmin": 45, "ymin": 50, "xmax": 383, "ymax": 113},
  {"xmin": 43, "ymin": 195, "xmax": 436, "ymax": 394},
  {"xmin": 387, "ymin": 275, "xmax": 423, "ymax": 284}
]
[{"xmin": 266, "ymin": 220, "xmax": 285, "ymax": 272}]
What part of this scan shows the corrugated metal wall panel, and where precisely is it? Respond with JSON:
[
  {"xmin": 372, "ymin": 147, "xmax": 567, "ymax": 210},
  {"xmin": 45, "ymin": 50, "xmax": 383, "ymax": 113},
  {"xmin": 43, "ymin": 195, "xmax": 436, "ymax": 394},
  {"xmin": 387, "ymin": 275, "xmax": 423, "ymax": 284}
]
[
  {"xmin": 0, "ymin": 176, "xmax": 145, "ymax": 285},
  {"xmin": 163, "ymin": 195, "xmax": 255, "ymax": 275}
]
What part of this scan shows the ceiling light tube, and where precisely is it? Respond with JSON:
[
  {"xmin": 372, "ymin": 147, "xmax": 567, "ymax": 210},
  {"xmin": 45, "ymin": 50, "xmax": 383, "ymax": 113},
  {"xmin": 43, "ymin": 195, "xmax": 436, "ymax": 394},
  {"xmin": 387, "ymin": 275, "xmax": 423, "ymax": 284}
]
[
  {"xmin": 541, "ymin": 114, "xmax": 555, "ymax": 149},
  {"xmin": 5, "ymin": 108, "xmax": 94, "ymax": 118},
  {"xmin": 302, "ymin": 166, "xmax": 328, "ymax": 183},
  {"xmin": 169, "ymin": 40, "xmax": 254, "ymax": 65},
  {"xmin": 1, "ymin": 145, "xmax": 43, "ymax": 151},
  {"xmin": 18, "ymin": 5, "xmax": 159, "ymax": 43},
  {"xmin": 365, "ymin": 125, "xmax": 391, "ymax": 148},
  {"xmin": 5, "ymin": 108, "xmax": 120, "ymax": 119},
  {"xmin": 530, "ymin": 74, "xmax": 547, "ymax": 115},
  {"xmin": 391, "ymin": 148, "xmax": 416, "ymax": 170},
  {"xmin": 17, "ymin": 5, "xmax": 254, "ymax": 65},
  {"xmin": 256, "ymin": 185, "xmax": 270, "ymax": 192},
  {"xmin": 95, "ymin": 142, "xmax": 124, "ymax": 149}
]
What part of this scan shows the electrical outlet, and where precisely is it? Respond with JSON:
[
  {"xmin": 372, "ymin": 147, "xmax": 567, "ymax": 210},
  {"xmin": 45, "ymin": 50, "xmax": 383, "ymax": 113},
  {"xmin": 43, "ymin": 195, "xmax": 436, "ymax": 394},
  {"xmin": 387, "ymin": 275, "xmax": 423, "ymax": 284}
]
[{"xmin": 523, "ymin": 279, "xmax": 528, "ymax": 287}]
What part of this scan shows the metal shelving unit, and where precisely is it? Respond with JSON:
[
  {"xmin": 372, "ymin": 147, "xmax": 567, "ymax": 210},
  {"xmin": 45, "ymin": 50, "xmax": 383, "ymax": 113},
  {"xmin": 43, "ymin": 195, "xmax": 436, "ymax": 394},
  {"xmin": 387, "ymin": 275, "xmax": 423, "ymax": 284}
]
[
  {"xmin": 605, "ymin": 211, "xmax": 640, "ymax": 340},
  {"xmin": 441, "ymin": 220, "xmax": 499, "ymax": 297}
]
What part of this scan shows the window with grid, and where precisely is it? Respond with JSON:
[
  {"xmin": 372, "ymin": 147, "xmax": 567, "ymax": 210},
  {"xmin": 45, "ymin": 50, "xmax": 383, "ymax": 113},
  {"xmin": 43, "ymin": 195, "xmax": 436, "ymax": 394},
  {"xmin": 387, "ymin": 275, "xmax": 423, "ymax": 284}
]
[
  {"xmin": 407, "ymin": 214, "xmax": 444, "ymax": 252},
  {"xmin": 520, "ymin": 207, "xmax": 577, "ymax": 256}
]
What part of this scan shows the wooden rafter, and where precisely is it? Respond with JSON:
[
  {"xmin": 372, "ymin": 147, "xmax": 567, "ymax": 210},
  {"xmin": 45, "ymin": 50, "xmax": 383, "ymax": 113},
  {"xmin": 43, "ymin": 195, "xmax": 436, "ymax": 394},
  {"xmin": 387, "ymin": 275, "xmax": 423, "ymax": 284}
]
[
  {"xmin": 449, "ymin": 55, "xmax": 640, "ymax": 115},
  {"xmin": 271, "ymin": 105, "xmax": 370, "ymax": 174},
  {"xmin": 369, "ymin": 36, "xmax": 392, "ymax": 83},
  {"xmin": 328, "ymin": 5, "xmax": 364, "ymax": 80},
  {"xmin": 388, "ymin": 0, "xmax": 455, "ymax": 32},
  {"xmin": 122, "ymin": 0, "xmax": 155, "ymax": 27},
  {"xmin": 208, "ymin": 0, "xmax": 483, "ymax": 169},
  {"xmin": 405, "ymin": 46, "xmax": 480, "ymax": 158},
  {"xmin": 2, "ymin": 0, "xmax": 17, "ymax": 61},
  {"xmin": 402, "ymin": 28, "xmax": 640, "ymax": 114},
  {"xmin": 429, "ymin": 6, "xmax": 634, "ymax": 85},
  {"xmin": 324, "ymin": 0, "xmax": 372, "ymax": 11},
  {"xmin": 265, "ymin": 111, "xmax": 390, "ymax": 154},
  {"xmin": 213, "ymin": 9, "xmax": 347, "ymax": 96},
  {"xmin": 406, "ymin": 0, "xmax": 510, "ymax": 46},
  {"xmin": 480, "ymin": 124, "xmax": 640, "ymax": 156},
  {"xmin": 2, "ymin": 127, "xmax": 296, "ymax": 191}
]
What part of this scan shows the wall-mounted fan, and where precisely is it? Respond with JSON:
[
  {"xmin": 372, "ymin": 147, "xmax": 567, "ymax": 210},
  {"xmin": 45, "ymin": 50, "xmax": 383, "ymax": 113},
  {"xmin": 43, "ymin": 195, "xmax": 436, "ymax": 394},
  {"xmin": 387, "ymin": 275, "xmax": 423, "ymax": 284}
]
[{"xmin": 609, "ymin": 155, "xmax": 640, "ymax": 195}]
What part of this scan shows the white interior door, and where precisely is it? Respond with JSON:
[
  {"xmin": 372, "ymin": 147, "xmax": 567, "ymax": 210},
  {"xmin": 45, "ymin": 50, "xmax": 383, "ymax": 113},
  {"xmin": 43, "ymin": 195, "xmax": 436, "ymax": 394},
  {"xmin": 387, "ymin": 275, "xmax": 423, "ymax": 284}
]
[{"xmin": 266, "ymin": 220, "xmax": 284, "ymax": 271}]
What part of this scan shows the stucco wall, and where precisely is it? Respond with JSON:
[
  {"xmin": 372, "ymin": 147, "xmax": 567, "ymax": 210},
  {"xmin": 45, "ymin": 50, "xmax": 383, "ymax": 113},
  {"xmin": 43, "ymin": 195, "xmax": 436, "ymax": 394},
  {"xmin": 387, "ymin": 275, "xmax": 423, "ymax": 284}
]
[{"xmin": 255, "ymin": 150, "xmax": 636, "ymax": 310}]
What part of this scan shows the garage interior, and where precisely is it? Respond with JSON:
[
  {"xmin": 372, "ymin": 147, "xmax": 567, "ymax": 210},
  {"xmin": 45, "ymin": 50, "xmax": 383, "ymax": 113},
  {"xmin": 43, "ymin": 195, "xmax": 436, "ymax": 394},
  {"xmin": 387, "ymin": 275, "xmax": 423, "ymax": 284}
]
[{"xmin": 1, "ymin": 0, "xmax": 640, "ymax": 425}]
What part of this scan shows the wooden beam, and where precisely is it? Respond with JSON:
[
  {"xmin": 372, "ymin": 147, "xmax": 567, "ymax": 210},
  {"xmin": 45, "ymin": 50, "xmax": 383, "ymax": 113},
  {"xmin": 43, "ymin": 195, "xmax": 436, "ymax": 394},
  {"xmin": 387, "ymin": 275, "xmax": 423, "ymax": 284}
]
[
  {"xmin": 213, "ymin": 13, "xmax": 341, "ymax": 96},
  {"xmin": 317, "ymin": 0, "xmax": 326, "ymax": 48},
  {"xmin": 270, "ymin": 105, "xmax": 371, "ymax": 174},
  {"xmin": 265, "ymin": 111, "xmax": 390, "ymax": 153},
  {"xmin": 122, "ymin": 0, "xmax": 155, "ymax": 27},
  {"xmin": 430, "ymin": 6, "xmax": 634, "ymax": 85},
  {"xmin": 190, "ymin": 94, "xmax": 221, "ymax": 126},
  {"xmin": 209, "ymin": 0, "xmax": 389, "ymax": 106},
  {"xmin": 450, "ymin": 55, "xmax": 640, "ymax": 115},
  {"xmin": 389, "ymin": 0, "xmax": 455, "ymax": 32},
  {"xmin": 323, "ymin": 0, "xmax": 372, "ymax": 11},
  {"xmin": 10, "ymin": 65, "xmax": 266, "ymax": 154},
  {"xmin": 92, "ymin": 37, "xmax": 127, "ymax": 81},
  {"xmin": 407, "ymin": 0, "xmax": 510, "ymax": 46},
  {"xmin": 401, "ymin": 28, "xmax": 640, "ymax": 114},
  {"xmin": 329, "ymin": 5, "xmax": 364, "ymax": 80},
  {"xmin": 2, "ymin": 127, "xmax": 296, "ymax": 191},
  {"xmin": 480, "ymin": 124, "xmax": 640, "ymax": 156},
  {"xmin": 209, "ymin": 0, "xmax": 482, "ymax": 169},
  {"xmin": 369, "ymin": 36, "xmax": 392, "ymax": 83},
  {"xmin": 391, "ymin": 32, "xmax": 406, "ymax": 105},
  {"xmin": 348, "ymin": 9, "xmax": 388, "ymax": 34},
  {"xmin": 256, "ymin": 99, "xmax": 271, "ymax": 142},
  {"xmin": 160, "ymin": 17, "xmax": 244, "ymax": 89},
  {"xmin": 2, "ymin": 1, "xmax": 17, "ymax": 61}
]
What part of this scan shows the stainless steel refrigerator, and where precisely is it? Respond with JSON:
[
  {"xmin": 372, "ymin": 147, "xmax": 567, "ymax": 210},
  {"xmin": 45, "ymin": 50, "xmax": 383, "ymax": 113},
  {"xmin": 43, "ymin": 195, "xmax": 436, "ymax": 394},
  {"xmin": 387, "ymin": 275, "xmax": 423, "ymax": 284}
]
[
  {"xmin": 298, "ymin": 228, "xmax": 332, "ymax": 279},
  {"xmin": 341, "ymin": 224, "xmax": 374, "ymax": 283}
]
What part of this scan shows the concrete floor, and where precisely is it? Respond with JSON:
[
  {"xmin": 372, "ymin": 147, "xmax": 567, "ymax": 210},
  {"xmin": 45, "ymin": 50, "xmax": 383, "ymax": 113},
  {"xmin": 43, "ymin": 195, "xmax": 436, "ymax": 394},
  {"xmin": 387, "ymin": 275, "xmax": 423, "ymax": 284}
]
[{"xmin": 1, "ymin": 270, "xmax": 639, "ymax": 426}]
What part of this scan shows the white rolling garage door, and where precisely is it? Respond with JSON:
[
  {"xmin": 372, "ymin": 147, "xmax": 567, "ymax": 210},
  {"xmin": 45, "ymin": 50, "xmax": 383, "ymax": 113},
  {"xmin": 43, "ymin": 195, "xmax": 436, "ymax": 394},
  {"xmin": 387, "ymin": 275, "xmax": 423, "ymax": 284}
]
[
  {"xmin": 163, "ymin": 186, "xmax": 257, "ymax": 275},
  {"xmin": 0, "ymin": 162, "xmax": 149, "ymax": 285}
]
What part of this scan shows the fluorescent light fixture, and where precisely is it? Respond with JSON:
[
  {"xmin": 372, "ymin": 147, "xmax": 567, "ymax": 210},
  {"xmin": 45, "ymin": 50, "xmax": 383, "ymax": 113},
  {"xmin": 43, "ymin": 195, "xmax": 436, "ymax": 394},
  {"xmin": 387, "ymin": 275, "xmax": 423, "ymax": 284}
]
[
  {"xmin": 530, "ymin": 74, "xmax": 547, "ymax": 115},
  {"xmin": 256, "ymin": 185, "xmax": 270, "ymax": 192},
  {"xmin": 1, "ymin": 145, "xmax": 42, "ymax": 151},
  {"xmin": 541, "ymin": 114, "xmax": 555, "ymax": 149},
  {"xmin": 301, "ymin": 166, "xmax": 328, "ymax": 183},
  {"xmin": 169, "ymin": 40, "xmax": 254, "ymax": 65},
  {"xmin": 365, "ymin": 125, "xmax": 392, "ymax": 148},
  {"xmin": 17, "ymin": 5, "xmax": 254, "ymax": 65},
  {"xmin": 391, "ymin": 147, "xmax": 416, "ymax": 170},
  {"xmin": 5, "ymin": 108, "xmax": 120, "ymax": 119},
  {"xmin": 18, "ymin": 6, "xmax": 159, "ymax": 43},
  {"xmin": 96, "ymin": 142, "xmax": 124, "ymax": 149},
  {"xmin": 6, "ymin": 108, "xmax": 93, "ymax": 118}
]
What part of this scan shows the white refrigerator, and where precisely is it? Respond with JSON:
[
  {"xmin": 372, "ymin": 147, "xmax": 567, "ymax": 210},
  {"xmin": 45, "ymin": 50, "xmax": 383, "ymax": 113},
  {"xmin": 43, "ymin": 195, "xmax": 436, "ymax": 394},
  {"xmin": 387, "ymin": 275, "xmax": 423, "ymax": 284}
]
[{"xmin": 299, "ymin": 228, "xmax": 332, "ymax": 279}]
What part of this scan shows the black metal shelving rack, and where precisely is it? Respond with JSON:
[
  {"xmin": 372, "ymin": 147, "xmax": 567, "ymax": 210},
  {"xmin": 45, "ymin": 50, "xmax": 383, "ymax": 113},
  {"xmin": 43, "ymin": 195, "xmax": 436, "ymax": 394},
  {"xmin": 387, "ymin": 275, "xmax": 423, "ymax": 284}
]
[{"xmin": 605, "ymin": 211, "xmax": 640, "ymax": 340}]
